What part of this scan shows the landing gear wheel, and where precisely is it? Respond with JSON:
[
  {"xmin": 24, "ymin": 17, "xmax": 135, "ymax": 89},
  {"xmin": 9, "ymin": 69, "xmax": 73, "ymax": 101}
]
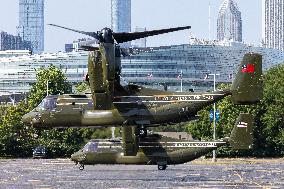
[
  {"xmin": 138, "ymin": 127, "xmax": 147, "ymax": 137},
  {"xmin": 158, "ymin": 165, "xmax": 167, "ymax": 170},
  {"xmin": 79, "ymin": 164, "xmax": 84, "ymax": 171}
]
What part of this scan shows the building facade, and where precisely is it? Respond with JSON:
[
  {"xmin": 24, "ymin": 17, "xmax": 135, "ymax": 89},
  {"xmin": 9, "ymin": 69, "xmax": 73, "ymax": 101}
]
[
  {"xmin": 0, "ymin": 51, "xmax": 87, "ymax": 93},
  {"xmin": 0, "ymin": 50, "xmax": 31, "ymax": 58},
  {"xmin": 123, "ymin": 41, "xmax": 284, "ymax": 92},
  {"xmin": 0, "ymin": 31, "xmax": 32, "ymax": 51},
  {"xmin": 111, "ymin": 0, "xmax": 131, "ymax": 47},
  {"xmin": 262, "ymin": 0, "xmax": 284, "ymax": 50},
  {"xmin": 217, "ymin": 0, "xmax": 242, "ymax": 42},
  {"xmin": 18, "ymin": 0, "xmax": 44, "ymax": 54},
  {"xmin": 1, "ymin": 42, "xmax": 284, "ymax": 94}
]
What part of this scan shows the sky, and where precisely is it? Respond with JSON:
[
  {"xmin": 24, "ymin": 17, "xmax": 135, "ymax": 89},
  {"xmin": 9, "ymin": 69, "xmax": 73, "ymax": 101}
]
[{"xmin": 0, "ymin": 0, "xmax": 262, "ymax": 53}]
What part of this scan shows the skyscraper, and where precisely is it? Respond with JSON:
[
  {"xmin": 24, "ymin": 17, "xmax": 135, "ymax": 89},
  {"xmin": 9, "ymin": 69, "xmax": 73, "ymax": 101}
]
[
  {"xmin": 217, "ymin": 0, "xmax": 242, "ymax": 42},
  {"xmin": 262, "ymin": 0, "xmax": 284, "ymax": 50},
  {"xmin": 18, "ymin": 0, "xmax": 44, "ymax": 54},
  {"xmin": 0, "ymin": 31, "xmax": 32, "ymax": 51},
  {"xmin": 111, "ymin": 0, "xmax": 131, "ymax": 47}
]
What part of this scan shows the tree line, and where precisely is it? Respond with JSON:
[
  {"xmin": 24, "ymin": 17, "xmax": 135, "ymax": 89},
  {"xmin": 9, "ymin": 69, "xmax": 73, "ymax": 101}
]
[{"xmin": 0, "ymin": 64, "xmax": 284, "ymax": 157}]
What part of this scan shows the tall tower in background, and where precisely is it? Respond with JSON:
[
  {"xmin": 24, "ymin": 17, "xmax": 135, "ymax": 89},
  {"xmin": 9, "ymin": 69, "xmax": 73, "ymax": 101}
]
[
  {"xmin": 111, "ymin": 0, "xmax": 131, "ymax": 47},
  {"xmin": 262, "ymin": 0, "xmax": 284, "ymax": 50},
  {"xmin": 18, "ymin": 0, "xmax": 44, "ymax": 54},
  {"xmin": 217, "ymin": 0, "xmax": 242, "ymax": 42}
]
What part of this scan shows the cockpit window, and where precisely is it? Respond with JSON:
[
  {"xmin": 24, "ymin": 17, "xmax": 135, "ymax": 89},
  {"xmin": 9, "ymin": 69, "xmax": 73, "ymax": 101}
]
[
  {"xmin": 37, "ymin": 97, "xmax": 57, "ymax": 111},
  {"xmin": 82, "ymin": 141, "xmax": 98, "ymax": 152}
]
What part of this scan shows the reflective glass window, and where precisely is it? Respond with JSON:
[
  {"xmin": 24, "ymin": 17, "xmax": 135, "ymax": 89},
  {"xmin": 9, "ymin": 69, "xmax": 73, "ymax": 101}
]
[
  {"xmin": 36, "ymin": 97, "xmax": 57, "ymax": 111},
  {"xmin": 83, "ymin": 141, "xmax": 98, "ymax": 152}
]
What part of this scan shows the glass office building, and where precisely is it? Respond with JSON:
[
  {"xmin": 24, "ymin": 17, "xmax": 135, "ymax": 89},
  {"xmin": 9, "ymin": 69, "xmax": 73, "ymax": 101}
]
[
  {"xmin": 262, "ymin": 0, "xmax": 284, "ymax": 50},
  {"xmin": 111, "ymin": 0, "xmax": 131, "ymax": 48},
  {"xmin": 0, "ymin": 31, "xmax": 32, "ymax": 51},
  {"xmin": 0, "ymin": 41, "xmax": 284, "ymax": 94},
  {"xmin": 0, "ymin": 50, "xmax": 31, "ymax": 58},
  {"xmin": 122, "ymin": 40, "xmax": 284, "ymax": 92},
  {"xmin": 18, "ymin": 0, "xmax": 44, "ymax": 54},
  {"xmin": 0, "ymin": 51, "xmax": 87, "ymax": 93},
  {"xmin": 217, "ymin": 0, "xmax": 242, "ymax": 42}
]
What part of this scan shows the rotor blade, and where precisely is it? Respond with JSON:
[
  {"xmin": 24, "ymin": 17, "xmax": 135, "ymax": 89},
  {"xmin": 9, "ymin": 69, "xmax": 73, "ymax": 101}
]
[
  {"xmin": 48, "ymin": 24, "xmax": 100, "ymax": 40},
  {"xmin": 113, "ymin": 26, "xmax": 191, "ymax": 44}
]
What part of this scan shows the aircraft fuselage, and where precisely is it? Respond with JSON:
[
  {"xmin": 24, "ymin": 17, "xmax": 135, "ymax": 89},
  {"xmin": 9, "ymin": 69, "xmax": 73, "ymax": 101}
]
[
  {"xmin": 71, "ymin": 135, "xmax": 227, "ymax": 169},
  {"xmin": 22, "ymin": 86, "xmax": 231, "ymax": 128}
]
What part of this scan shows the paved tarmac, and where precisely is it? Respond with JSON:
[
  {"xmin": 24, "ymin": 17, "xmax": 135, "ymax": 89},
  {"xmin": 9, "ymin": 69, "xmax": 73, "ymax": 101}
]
[{"xmin": 0, "ymin": 158, "xmax": 283, "ymax": 189}]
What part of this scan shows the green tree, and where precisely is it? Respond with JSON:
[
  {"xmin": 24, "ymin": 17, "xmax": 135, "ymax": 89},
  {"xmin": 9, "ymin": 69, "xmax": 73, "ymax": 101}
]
[
  {"xmin": 0, "ymin": 102, "xmax": 36, "ymax": 157},
  {"xmin": 254, "ymin": 65, "xmax": 284, "ymax": 156},
  {"xmin": 186, "ymin": 64, "xmax": 284, "ymax": 157},
  {"xmin": 2, "ymin": 63, "xmax": 284, "ymax": 158},
  {"xmin": 28, "ymin": 65, "xmax": 72, "ymax": 108},
  {"xmin": 91, "ymin": 128, "xmax": 112, "ymax": 139},
  {"xmin": 75, "ymin": 81, "xmax": 90, "ymax": 93},
  {"xmin": 0, "ymin": 65, "xmax": 77, "ymax": 157},
  {"xmin": 37, "ymin": 128, "xmax": 94, "ymax": 157},
  {"xmin": 25, "ymin": 65, "xmax": 91, "ymax": 157}
]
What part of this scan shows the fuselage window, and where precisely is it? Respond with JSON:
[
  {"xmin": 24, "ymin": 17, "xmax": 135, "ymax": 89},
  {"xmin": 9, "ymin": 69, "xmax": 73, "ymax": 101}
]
[
  {"xmin": 83, "ymin": 141, "xmax": 98, "ymax": 152},
  {"xmin": 45, "ymin": 98, "xmax": 57, "ymax": 110},
  {"xmin": 37, "ymin": 97, "xmax": 57, "ymax": 111}
]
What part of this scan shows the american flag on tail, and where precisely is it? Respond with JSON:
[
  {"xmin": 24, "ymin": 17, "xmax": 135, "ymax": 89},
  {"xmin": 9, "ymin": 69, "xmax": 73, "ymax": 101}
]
[{"xmin": 237, "ymin": 122, "xmax": 248, "ymax": 128}]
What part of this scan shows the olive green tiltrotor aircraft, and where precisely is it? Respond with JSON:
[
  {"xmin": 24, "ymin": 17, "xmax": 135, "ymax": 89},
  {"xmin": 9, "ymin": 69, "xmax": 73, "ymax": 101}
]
[
  {"xmin": 22, "ymin": 25, "xmax": 262, "ymax": 141},
  {"xmin": 71, "ymin": 113, "xmax": 253, "ymax": 170}
]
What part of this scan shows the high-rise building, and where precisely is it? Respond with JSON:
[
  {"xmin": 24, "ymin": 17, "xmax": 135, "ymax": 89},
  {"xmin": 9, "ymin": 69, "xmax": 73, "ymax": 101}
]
[
  {"xmin": 111, "ymin": 0, "xmax": 131, "ymax": 47},
  {"xmin": 18, "ymin": 0, "xmax": 44, "ymax": 54},
  {"xmin": 0, "ymin": 31, "xmax": 32, "ymax": 51},
  {"xmin": 217, "ymin": 0, "xmax": 242, "ymax": 42},
  {"xmin": 262, "ymin": 0, "xmax": 284, "ymax": 50}
]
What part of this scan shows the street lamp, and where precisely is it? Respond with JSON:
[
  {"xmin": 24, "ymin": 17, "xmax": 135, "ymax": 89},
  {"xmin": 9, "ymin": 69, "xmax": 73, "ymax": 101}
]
[
  {"xmin": 178, "ymin": 70, "xmax": 183, "ymax": 92},
  {"xmin": 208, "ymin": 73, "xmax": 220, "ymax": 162},
  {"xmin": 46, "ymin": 80, "xmax": 49, "ymax": 96}
]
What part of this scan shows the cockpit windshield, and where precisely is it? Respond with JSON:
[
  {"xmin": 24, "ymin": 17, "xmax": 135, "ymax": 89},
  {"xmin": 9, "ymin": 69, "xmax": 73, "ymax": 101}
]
[
  {"xmin": 82, "ymin": 140, "xmax": 98, "ymax": 152},
  {"xmin": 37, "ymin": 97, "xmax": 57, "ymax": 111}
]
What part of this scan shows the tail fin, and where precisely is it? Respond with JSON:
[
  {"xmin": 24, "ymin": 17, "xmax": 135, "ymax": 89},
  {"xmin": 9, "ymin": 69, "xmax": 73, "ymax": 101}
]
[
  {"xmin": 229, "ymin": 113, "xmax": 253, "ymax": 150},
  {"xmin": 231, "ymin": 53, "xmax": 263, "ymax": 105}
]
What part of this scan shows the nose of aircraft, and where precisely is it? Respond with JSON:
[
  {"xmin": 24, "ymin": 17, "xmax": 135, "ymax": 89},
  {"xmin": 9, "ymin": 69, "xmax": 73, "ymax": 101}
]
[
  {"xmin": 71, "ymin": 151, "xmax": 86, "ymax": 163},
  {"xmin": 70, "ymin": 153, "xmax": 78, "ymax": 162},
  {"xmin": 22, "ymin": 113, "xmax": 32, "ymax": 124},
  {"xmin": 22, "ymin": 112, "xmax": 41, "ymax": 125}
]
